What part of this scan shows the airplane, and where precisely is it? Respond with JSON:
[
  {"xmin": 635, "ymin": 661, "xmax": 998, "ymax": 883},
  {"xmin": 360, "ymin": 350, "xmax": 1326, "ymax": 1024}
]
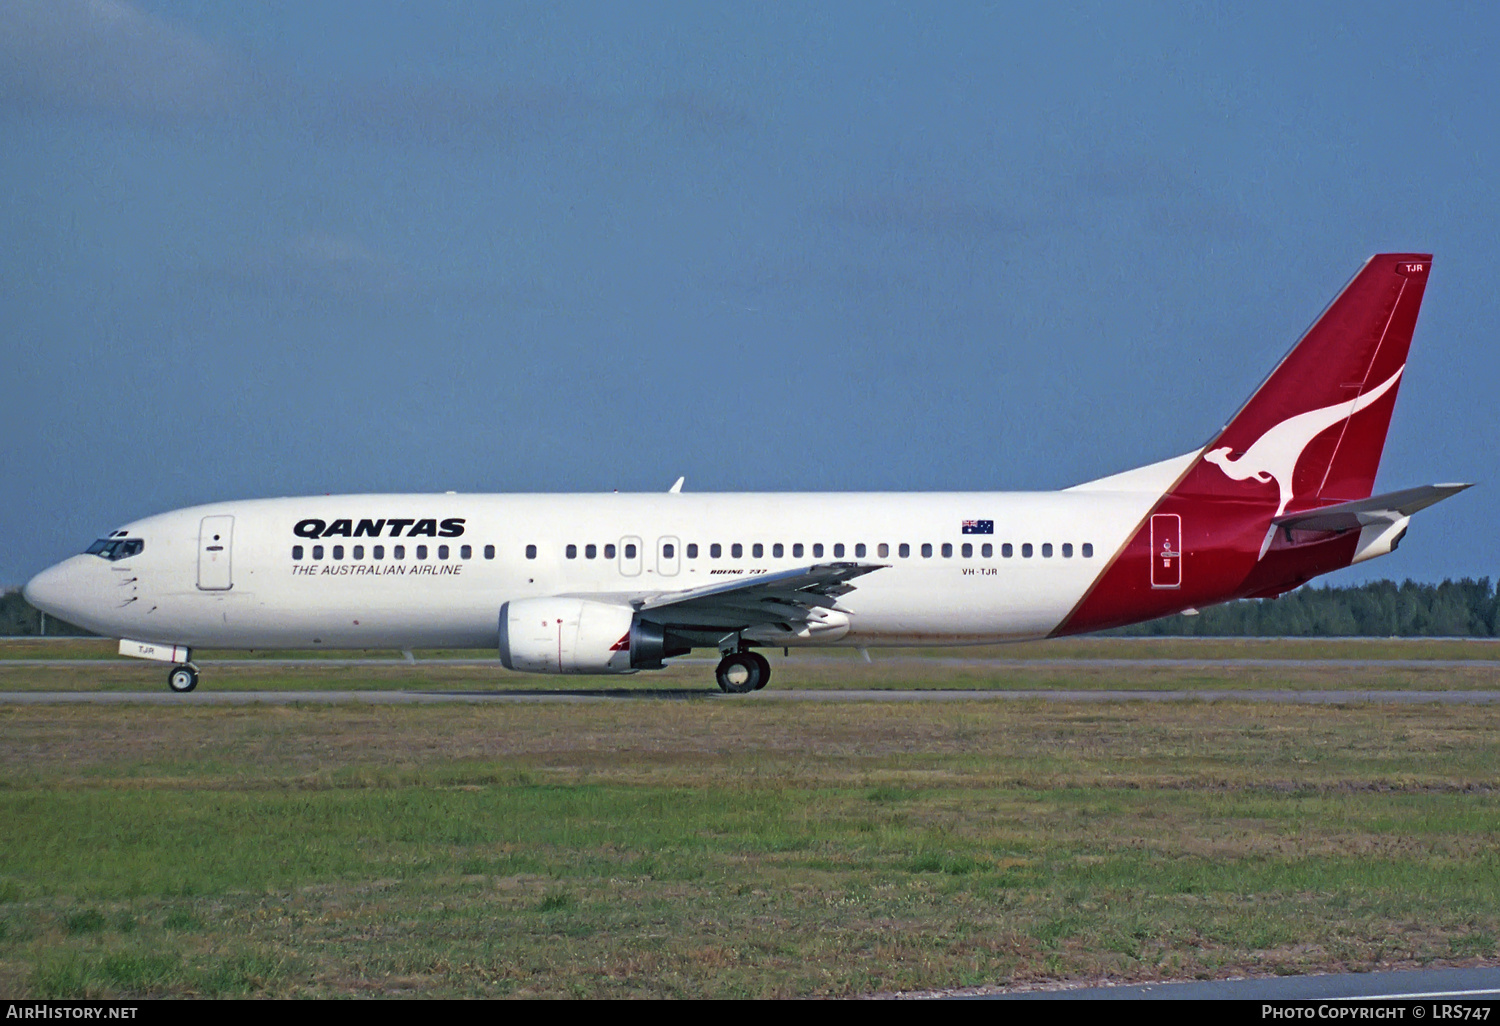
[{"xmin": 23, "ymin": 253, "xmax": 1469, "ymax": 694}]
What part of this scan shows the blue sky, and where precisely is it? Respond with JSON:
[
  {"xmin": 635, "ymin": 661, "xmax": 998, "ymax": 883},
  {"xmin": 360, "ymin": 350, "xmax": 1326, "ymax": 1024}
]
[{"xmin": 3, "ymin": 1, "xmax": 1496, "ymax": 587}]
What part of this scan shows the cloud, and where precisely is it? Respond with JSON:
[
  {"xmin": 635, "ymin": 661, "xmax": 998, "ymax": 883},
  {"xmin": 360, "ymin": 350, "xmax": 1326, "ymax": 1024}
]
[
  {"xmin": 0, "ymin": 0, "xmax": 579, "ymax": 142},
  {"xmin": 286, "ymin": 232, "xmax": 385, "ymax": 273},
  {"xmin": 824, "ymin": 192, "xmax": 1033, "ymax": 239},
  {"xmin": 201, "ymin": 232, "xmax": 414, "ymax": 302},
  {"xmin": 653, "ymin": 91, "xmax": 752, "ymax": 135},
  {"xmin": 0, "ymin": 0, "xmax": 748, "ymax": 149},
  {"xmin": 1055, "ymin": 152, "xmax": 1253, "ymax": 240},
  {"xmin": 0, "ymin": 0, "xmax": 246, "ymax": 118},
  {"xmin": 271, "ymin": 77, "xmax": 604, "ymax": 149}
]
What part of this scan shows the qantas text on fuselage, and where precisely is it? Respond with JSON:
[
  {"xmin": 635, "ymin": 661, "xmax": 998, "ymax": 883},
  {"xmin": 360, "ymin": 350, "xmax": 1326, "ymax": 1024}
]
[
  {"xmin": 292, "ymin": 518, "xmax": 466, "ymax": 539},
  {"xmin": 23, "ymin": 254, "xmax": 1468, "ymax": 693}
]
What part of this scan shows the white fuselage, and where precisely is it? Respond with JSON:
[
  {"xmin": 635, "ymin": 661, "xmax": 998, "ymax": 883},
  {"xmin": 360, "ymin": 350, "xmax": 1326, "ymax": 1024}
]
[
  {"xmin": 26, "ymin": 474, "xmax": 1183, "ymax": 653},
  {"xmin": 22, "ymin": 254, "xmax": 1450, "ymax": 681}
]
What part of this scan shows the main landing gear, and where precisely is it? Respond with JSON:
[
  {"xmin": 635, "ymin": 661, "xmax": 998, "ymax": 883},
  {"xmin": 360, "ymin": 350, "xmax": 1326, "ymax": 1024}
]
[
  {"xmin": 715, "ymin": 649, "xmax": 771, "ymax": 694},
  {"xmin": 167, "ymin": 664, "xmax": 200, "ymax": 693}
]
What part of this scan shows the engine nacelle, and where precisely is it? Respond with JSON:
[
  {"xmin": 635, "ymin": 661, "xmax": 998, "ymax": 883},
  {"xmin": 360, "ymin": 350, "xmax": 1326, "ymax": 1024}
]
[{"xmin": 498, "ymin": 598, "xmax": 687, "ymax": 674}]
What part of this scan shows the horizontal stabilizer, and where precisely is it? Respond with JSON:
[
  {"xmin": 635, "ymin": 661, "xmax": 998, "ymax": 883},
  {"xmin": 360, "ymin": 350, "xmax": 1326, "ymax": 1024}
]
[{"xmin": 1272, "ymin": 483, "xmax": 1472, "ymax": 533}]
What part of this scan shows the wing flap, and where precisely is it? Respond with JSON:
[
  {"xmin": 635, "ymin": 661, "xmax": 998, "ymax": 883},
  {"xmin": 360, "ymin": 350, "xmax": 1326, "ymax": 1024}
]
[
  {"xmin": 637, "ymin": 561, "xmax": 887, "ymax": 634},
  {"xmin": 638, "ymin": 562, "xmax": 885, "ymax": 612}
]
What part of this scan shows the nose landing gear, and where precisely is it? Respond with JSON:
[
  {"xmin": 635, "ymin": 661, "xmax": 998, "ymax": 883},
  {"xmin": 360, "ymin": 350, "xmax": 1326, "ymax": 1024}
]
[
  {"xmin": 167, "ymin": 664, "xmax": 200, "ymax": 693},
  {"xmin": 714, "ymin": 649, "xmax": 771, "ymax": 694}
]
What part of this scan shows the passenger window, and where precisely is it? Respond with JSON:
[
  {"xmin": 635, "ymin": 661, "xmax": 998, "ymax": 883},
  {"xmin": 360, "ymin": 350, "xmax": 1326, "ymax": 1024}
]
[
  {"xmin": 898, "ymin": 543, "xmax": 910, "ymax": 558},
  {"xmin": 625, "ymin": 543, "xmax": 637, "ymax": 558},
  {"xmin": 1002, "ymin": 543, "xmax": 1013, "ymax": 558},
  {"xmin": 942, "ymin": 543, "xmax": 953, "ymax": 558},
  {"xmin": 566, "ymin": 544, "xmax": 578, "ymax": 559},
  {"xmin": 313, "ymin": 545, "xmax": 324, "ymax": 560},
  {"xmin": 1022, "ymin": 543, "xmax": 1033, "ymax": 558},
  {"xmin": 753, "ymin": 543, "xmax": 764, "ymax": 558},
  {"xmin": 461, "ymin": 544, "xmax": 472, "ymax": 559},
  {"xmin": 586, "ymin": 544, "xmax": 597, "ymax": 559},
  {"xmin": 374, "ymin": 545, "xmax": 384, "ymax": 560},
  {"xmin": 921, "ymin": 543, "xmax": 932, "ymax": 558},
  {"xmin": 813, "ymin": 543, "xmax": 824, "ymax": 558},
  {"xmin": 1042, "ymin": 543, "xmax": 1052, "ymax": 558},
  {"xmin": 982, "ymin": 543, "xmax": 993, "ymax": 558},
  {"xmin": 1062, "ymin": 543, "xmax": 1073, "ymax": 558},
  {"xmin": 711, "ymin": 543, "xmax": 722, "ymax": 559},
  {"xmin": 772, "ymin": 543, "xmax": 783, "ymax": 558},
  {"xmin": 1083, "ymin": 543, "xmax": 1094, "ymax": 557},
  {"xmin": 293, "ymin": 545, "xmax": 304, "ymax": 560},
  {"xmin": 687, "ymin": 543, "xmax": 698, "ymax": 558},
  {"xmin": 961, "ymin": 543, "xmax": 972, "ymax": 558},
  {"xmin": 484, "ymin": 545, "xmax": 495, "ymax": 559},
  {"xmin": 605, "ymin": 544, "xmax": 616, "ymax": 558},
  {"xmin": 394, "ymin": 545, "xmax": 405, "ymax": 560},
  {"xmin": 792, "ymin": 543, "xmax": 803, "ymax": 558},
  {"xmin": 525, "ymin": 545, "xmax": 536, "ymax": 559},
  {"xmin": 834, "ymin": 543, "xmax": 845, "ymax": 558},
  {"xmin": 416, "ymin": 545, "xmax": 428, "ymax": 560},
  {"xmin": 732, "ymin": 543, "xmax": 743, "ymax": 558},
  {"xmin": 353, "ymin": 545, "xmax": 364, "ymax": 560},
  {"xmin": 438, "ymin": 545, "xmax": 450, "ymax": 560},
  {"xmin": 663, "ymin": 543, "xmax": 675, "ymax": 559},
  {"xmin": 333, "ymin": 545, "xmax": 344, "ymax": 560}
]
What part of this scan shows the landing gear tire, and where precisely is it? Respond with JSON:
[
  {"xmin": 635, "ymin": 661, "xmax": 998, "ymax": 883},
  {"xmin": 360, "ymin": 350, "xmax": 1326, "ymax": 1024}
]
[
  {"xmin": 748, "ymin": 652, "xmax": 771, "ymax": 690},
  {"xmin": 167, "ymin": 665, "xmax": 199, "ymax": 693},
  {"xmin": 715, "ymin": 653, "xmax": 763, "ymax": 694}
]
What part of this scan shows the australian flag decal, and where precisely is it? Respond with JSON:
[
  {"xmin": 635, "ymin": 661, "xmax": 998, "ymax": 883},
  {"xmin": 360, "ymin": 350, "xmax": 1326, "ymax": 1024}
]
[{"xmin": 962, "ymin": 520, "xmax": 994, "ymax": 535}]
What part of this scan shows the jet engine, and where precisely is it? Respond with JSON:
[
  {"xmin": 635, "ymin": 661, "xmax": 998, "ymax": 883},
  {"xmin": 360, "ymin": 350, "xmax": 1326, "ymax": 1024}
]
[{"xmin": 498, "ymin": 598, "xmax": 687, "ymax": 674}]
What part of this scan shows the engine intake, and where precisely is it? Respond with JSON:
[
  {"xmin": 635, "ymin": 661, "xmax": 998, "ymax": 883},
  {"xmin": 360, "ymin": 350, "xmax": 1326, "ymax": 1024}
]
[{"xmin": 498, "ymin": 598, "xmax": 687, "ymax": 674}]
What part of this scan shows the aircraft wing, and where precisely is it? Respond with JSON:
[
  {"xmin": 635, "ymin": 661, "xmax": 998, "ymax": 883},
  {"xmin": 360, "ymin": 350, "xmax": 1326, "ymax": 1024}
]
[
  {"xmin": 636, "ymin": 562, "xmax": 888, "ymax": 637},
  {"xmin": 1273, "ymin": 483, "xmax": 1472, "ymax": 533}
]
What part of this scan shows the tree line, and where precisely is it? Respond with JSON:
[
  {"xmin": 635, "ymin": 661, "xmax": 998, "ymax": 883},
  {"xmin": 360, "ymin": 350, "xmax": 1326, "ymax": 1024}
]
[
  {"xmin": 1108, "ymin": 577, "xmax": 1500, "ymax": 637},
  {"xmin": 0, "ymin": 590, "xmax": 93, "ymax": 636},
  {"xmin": 4, "ymin": 577, "xmax": 1500, "ymax": 638}
]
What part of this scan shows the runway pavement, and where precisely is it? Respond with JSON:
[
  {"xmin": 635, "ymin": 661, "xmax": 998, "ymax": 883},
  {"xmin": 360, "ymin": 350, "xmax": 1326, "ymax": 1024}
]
[
  {"xmin": 6, "ymin": 688, "xmax": 1500, "ymax": 704},
  {"xmin": 5, "ymin": 655, "xmax": 1500, "ymax": 670},
  {"xmin": 964, "ymin": 964, "xmax": 1500, "ymax": 1001}
]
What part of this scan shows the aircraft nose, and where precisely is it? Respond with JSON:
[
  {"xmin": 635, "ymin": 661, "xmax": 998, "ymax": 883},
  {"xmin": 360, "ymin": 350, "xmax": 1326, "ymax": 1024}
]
[{"xmin": 23, "ymin": 558, "xmax": 94, "ymax": 623}]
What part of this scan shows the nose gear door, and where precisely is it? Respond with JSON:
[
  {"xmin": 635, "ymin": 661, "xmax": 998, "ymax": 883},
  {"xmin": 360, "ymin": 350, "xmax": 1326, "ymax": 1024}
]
[{"xmin": 197, "ymin": 516, "xmax": 235, "ymax": 591}]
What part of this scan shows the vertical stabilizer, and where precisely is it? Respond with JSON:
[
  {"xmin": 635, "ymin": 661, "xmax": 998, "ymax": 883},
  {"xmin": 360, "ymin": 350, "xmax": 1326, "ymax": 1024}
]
[
  {"xmin": 1188, "ymin": 253, "xmax": 1431, "ymax": 513},
  {"xmin": 1055, "ymin": 254, "xmax": 1434, "ymax": 636}
]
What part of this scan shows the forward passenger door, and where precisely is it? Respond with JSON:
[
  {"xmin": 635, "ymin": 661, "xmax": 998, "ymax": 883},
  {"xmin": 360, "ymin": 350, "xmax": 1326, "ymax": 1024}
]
[{"xmin": 197, "ymin": 516, "xmax": 235, "ymax": 591}]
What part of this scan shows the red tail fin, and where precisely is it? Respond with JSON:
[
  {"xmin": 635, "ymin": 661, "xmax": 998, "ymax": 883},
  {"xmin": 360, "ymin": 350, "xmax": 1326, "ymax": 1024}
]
[
  {"xmin": 1056, "ymin": 254, "xmax": 1434, "ymax": 636},
  {"xmin": 1186, "ymin": 253, "xmax": 1431, "ymax": 514}
]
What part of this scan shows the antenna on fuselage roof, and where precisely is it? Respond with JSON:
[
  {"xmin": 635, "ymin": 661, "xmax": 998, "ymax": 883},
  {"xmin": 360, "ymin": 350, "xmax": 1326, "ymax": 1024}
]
[{"xmin": 669, "ymin": 477, "xmax": 685, "ymax": 494}]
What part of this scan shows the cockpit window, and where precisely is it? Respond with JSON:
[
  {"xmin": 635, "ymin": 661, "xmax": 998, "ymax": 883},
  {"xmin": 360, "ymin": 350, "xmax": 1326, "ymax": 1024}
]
[{"xmin": 85, "ymin": 538, "xmax": 144, "ymax": 561}]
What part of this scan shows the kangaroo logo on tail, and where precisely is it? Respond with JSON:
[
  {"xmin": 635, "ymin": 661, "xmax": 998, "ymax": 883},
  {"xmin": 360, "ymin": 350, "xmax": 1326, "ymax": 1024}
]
[{"xmin": 1203, "ymin": 365, "xmax": 1405, "ymax": 523}]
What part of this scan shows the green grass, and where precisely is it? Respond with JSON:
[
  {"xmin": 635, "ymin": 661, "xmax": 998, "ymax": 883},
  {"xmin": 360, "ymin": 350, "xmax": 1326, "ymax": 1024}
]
[
  {"xmin": 4, "ymin": 634, "xmax": 1500, "ymax": 694},
  {"xmin": 0, "ymin": 700, "xmax": 1497, "ymax": 996}
]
